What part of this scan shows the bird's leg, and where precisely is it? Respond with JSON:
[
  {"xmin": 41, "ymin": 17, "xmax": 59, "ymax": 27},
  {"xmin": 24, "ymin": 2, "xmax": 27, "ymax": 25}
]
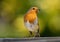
[
  {"xmin": 35, "ymin": 32, "xmax": 40, "ymax": 37},
  {"xmin": 34, "ymin": 32, "xmax": 40, "ymax": 37},
  {"xmin": 29, "ymin": 31, "xmax": 33, "ymax": 37},
  {"xmin": 35, "ymin": 24, "xmax": 40, "ymax": 37},
  {"xmin": 34, "ymin": 29, "xmax": 40, "ymax": 37},
  {"xmin": 37, "ymin": 28, "xmax": 40, "ymax": 37}
]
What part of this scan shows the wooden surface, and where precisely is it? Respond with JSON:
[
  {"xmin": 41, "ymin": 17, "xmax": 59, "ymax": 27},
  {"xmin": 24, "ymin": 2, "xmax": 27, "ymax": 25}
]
[{"xmin": 0, "ymin": 37, "xmax": 60, "ymax": 42}]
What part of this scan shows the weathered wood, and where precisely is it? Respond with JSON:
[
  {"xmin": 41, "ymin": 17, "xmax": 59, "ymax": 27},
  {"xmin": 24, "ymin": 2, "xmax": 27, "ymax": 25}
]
[{"xmin": 0, "ymin": 37, "xmax": 60, "ymax": 42}]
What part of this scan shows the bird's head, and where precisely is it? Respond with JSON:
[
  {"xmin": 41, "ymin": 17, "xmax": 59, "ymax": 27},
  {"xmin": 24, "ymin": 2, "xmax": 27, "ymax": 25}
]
[{"xmin": 29, "ymin": 7, "xmax": 40, "ymax": 14}]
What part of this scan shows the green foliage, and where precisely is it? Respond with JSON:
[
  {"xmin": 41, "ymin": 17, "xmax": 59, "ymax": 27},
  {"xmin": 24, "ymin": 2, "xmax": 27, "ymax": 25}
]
[{"xmin": 0, "ymin": 0, "xmax": 60, "ymax": 37}]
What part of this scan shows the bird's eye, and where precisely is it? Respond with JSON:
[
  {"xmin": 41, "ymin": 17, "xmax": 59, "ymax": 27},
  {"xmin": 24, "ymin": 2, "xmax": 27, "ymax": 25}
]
[{"xmin": 32, "ymin": 8, "xmax": 35, "ymax": 10}]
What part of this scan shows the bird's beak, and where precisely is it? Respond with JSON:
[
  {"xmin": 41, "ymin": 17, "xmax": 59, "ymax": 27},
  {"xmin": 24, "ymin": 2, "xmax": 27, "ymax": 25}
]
[
  {"xmin": 38, "ymin": 9, "xmax": 40, "ymax": 11},
  {"xmin": 37, "ymin": 9, "xmax": 40, "ymax": 13},
  {"xmin": 36, "ymin": 9, "xmax": 40, "ymax": 13}
]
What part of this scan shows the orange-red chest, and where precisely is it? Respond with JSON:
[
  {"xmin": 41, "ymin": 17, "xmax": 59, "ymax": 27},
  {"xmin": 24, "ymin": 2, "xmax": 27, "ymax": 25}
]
[{"xmin": 24, "ymin": 12, "xmax": 37, "ymax": 24}]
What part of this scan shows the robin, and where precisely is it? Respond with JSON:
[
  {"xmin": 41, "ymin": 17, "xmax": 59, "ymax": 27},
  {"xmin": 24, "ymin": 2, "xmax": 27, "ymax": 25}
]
[{"xmin": 24, "ymin": 7, "xmax": 40, "ymax": 37}]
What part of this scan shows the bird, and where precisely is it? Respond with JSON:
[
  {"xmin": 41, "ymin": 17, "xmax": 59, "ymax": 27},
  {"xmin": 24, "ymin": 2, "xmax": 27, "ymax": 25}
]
[{"xmin": 24, "ymin": 7, "xmax": 40, "ymax": 37}]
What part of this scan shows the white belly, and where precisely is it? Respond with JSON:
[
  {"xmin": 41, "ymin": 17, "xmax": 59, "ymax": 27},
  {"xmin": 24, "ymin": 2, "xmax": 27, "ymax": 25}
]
[{"xmin": 24, "ymin": 18, "xmax": 38, "ymax": 32}]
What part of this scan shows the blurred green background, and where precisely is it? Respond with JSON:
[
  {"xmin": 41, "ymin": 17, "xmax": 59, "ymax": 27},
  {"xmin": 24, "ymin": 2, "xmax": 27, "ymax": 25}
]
[{"xmin": 0, "ymin": 0, "xmax": 60, "ymax": 38}]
